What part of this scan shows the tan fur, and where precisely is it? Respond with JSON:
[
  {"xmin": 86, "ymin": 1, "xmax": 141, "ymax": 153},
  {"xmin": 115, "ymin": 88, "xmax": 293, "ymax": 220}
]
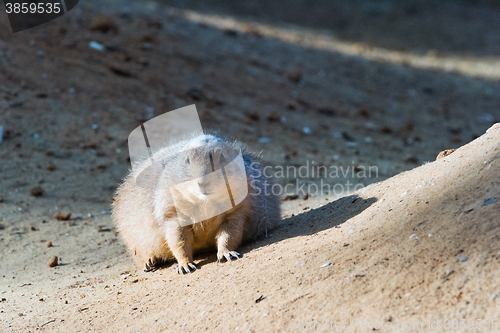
[{"xmin": 112, "ymin": 134, "xmax": 281, "ymax": 274}]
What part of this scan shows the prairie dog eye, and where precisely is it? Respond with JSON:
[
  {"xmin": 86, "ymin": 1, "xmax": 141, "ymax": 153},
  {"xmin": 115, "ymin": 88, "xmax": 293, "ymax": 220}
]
[{"xmin": 186, "ymin": 156, "xmax": 190, "ymax": 165}]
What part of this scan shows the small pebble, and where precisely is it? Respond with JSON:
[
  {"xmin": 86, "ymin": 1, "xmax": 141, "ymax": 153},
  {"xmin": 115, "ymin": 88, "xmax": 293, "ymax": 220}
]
[
  {"xmin": 30, "ymin": 186, "xmax": 44, "ymax": 197},
  {"xmin": 436, "ymin": 149, "xmax": 456, "ymax": 160},
  {"xmin": 282, "ymin": 194, "xmax": 299, "ymax": 201},
  {"xmin": 46, "ymin": 241, "xmax": 53, "ymax": 248},
  {"xmin": 285, "ymin": 70, "xmax": 302, "ymax": 83},
  {"xmin": 47, "ymin": 256, "xmax": 58, "ymax": 268},
  {"xmin": 89, "ymin": 15, "xmax": 119, "ymax": 33},
  {"xmin": 483, "ymin": 197, "xmax": 497, "ymax": 206},
  {"xmin": 54, "ymin": 212, "xmax": 71, "ymax": 221},
  {"xmin": 459, "ymin": 256, "xmax": 468, "ymax": 263}
]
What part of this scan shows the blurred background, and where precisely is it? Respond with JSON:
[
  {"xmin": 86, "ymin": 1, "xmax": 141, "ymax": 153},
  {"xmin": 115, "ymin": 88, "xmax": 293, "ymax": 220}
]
[{"xmin": 0, "ymin": 0, "xmax": 499, "ymax": 205}]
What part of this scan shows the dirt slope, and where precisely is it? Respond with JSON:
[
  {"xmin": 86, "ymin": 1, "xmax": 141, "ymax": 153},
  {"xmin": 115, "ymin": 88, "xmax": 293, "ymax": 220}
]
[
  {"xmin": 2, "ymin": 125, "xmax": 499, "ymax": 332},
  {"xmin": 1, "ymin": 0, "xmax": 500, "ymax": 332}
]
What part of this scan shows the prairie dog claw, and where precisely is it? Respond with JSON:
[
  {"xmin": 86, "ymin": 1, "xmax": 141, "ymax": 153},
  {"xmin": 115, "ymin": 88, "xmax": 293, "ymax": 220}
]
[
  {"xmin": 217, "ymin": 251, "xmax": 241, "ymax": 263},
  {"xmin": 174, "ymin": 262, "xmax": 197, "ymax": 274},
  {"xmin": 144, "ymin": 258, "xmax": 158, "ymax": 272}
]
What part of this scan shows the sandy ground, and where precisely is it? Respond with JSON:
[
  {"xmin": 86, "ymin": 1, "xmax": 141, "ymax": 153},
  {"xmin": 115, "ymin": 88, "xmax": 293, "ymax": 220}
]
[{"xmin": 0, "ymin": 0, "xmax": 499, "ymax": 332}]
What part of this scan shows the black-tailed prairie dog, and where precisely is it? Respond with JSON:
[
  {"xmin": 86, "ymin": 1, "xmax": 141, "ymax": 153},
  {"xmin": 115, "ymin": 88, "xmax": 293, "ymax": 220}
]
[{"xmin": 112, "ymin": 133, "xmax": 281, "ymax": 274}]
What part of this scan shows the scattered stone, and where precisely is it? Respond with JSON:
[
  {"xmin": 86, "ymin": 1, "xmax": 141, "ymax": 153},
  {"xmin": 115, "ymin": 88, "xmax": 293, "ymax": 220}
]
[
  {"xmin": 88, "ymin": 41, "xmax": 106, "ymax": 52},
  {"xmin": 46, "ymin": 241, "xmax": 53, "ymax": 248},
  {"xmin": 46, "ymin": 163, "xmax": 56, "ymax": 171},
  {"xmin": 483, "ymin": 197, "xmax": 497, "ymax": 206},
  {"xmin": 90, "ymin": 15, "xmax": 119, "ymax": 33},
  {"xmin": 282, "ymin": 194, "xmax": 299, "ymax": 201},
  {"xmin": 141, "ymin": 33, "xmax": 156, "ymax": 42},
  {"xmin": 342, "ymin": 132, "xmax": 355, "ymax": 142},
  {"xmin": 245, "ymin": 112, "xmax": 260, "ymax": 121},
  {"xmin": 303, "ymin": 193, "xmax": 310, "ymax": 200},
  {"xmin": 30, "ymin": 226, "xmax": 36, "ymax": 231},
  {"xmin": 286, "ymin": 70, "xmax": 302, "ymax": 83},
  {"xmin": 436, "ymin": 149, "xmax": 457, "ymax": 160},
  {"xmin": 320, "ymin": 262, "xmax": 331, "ymax": 268},
  {"xmin": 267, "ymin": 112, "xmax": 280, "ymax": 122},
  {"xmin": 459, "ymin": 256, "xmax": 468, "ymax": 263},
  {"xmin": 358, "ymin": 108, "xmax": 370, "ymax": 118},
  {"xmin": 35, "ymin": 91, "xmax": 48, "ymax": 98},
  {"xmin": 108, "ymin": 64, "xmax": 132, "ymax": 77},
  {"xmin": 47, "ymin": 256, "xmax": 58, "ymax": 268},
  {"xmin": 380, "ymin": 126, "xmax": 393, "ymax": 134},
  {"xmin": 54, "ymin": 212, "xmax": 71, "ymax": 221},
  {"xmin": 30, "ymin": 186, "xmax": 44, "ymax": 197}
]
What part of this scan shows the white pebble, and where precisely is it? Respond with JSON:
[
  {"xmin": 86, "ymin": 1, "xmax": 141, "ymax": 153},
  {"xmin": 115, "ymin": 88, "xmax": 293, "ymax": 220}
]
[{"xmin": 88, "ymin": 41, "xmax": 106, "ymax": 52}]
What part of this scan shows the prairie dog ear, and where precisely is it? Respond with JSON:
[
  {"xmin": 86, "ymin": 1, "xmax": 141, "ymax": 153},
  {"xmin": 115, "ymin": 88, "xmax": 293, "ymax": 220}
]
[{"xmin": 220, "ymin": 144, "xmax": 238, "ymax": 164}]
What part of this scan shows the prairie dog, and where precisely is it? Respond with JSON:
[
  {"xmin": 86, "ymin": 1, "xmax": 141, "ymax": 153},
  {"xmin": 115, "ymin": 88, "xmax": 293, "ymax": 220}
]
[{"xmin": 112, "ymin": 133, "xmax": 281, "ymax": 274}]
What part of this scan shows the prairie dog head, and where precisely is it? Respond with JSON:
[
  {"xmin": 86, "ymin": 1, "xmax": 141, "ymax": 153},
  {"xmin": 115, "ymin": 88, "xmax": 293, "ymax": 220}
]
[{"xmin": 158, "ymin": 135, "xmax": 245, "ymax": 207}]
